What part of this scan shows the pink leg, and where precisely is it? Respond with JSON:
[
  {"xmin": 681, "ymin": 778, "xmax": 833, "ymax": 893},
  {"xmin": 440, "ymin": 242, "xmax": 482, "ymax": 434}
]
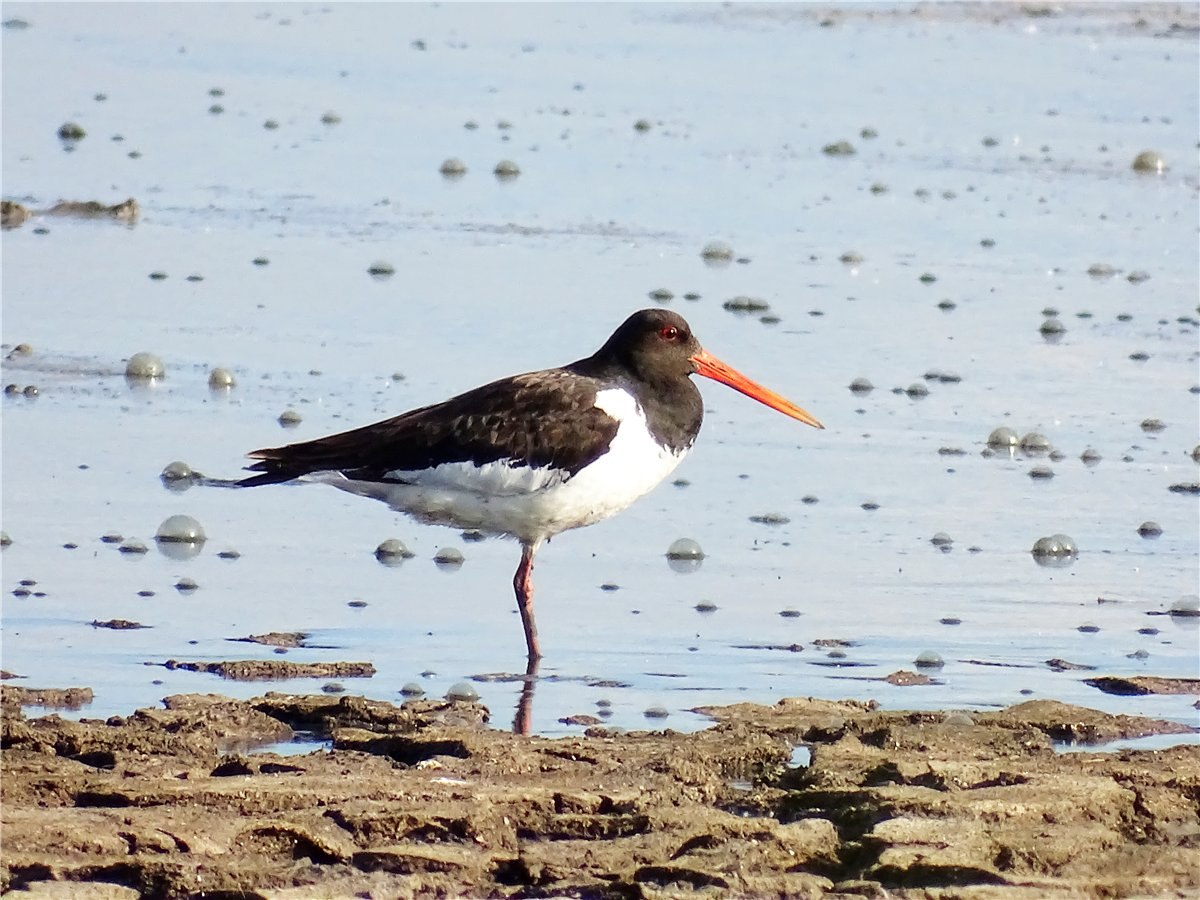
[{"xmin": 513, "ymin": 541, "xmax": 541, "ymax": 661}]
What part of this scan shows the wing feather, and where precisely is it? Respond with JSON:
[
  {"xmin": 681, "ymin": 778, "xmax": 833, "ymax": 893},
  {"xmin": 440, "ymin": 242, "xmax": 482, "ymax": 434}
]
[{"xmin": 239, "ymin": 370, "xmax": 620, "ymax": 487}]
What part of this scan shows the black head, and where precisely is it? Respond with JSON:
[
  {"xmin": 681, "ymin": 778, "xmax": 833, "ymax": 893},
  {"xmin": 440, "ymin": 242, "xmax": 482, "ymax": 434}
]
[
  {"xmin": 590, "ymin": 308, "xmax": 701, "ymax": 386},
  {"xmin": 588, "ymin": 308, "xmax": 825, "ymax": 429}
]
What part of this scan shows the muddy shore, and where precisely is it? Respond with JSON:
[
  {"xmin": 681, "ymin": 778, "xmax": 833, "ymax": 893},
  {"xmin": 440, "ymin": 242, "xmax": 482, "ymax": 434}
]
[
  {"xmin": 3, "ymin": 4, "xmax": 1198, "ymax": 896},
  {"xmin": 3, "ymin": 687, "xmax": 1197, "ymax": 899}
]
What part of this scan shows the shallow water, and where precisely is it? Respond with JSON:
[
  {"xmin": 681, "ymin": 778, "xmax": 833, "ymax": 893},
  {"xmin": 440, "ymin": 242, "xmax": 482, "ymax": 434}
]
[{"xmin": 3, "ymin": 3, "xmax": 1198, "ymax": 737}]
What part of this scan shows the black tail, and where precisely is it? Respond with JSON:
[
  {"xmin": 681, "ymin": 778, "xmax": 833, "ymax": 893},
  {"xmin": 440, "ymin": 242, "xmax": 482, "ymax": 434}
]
[
  {"xmin": 236, "ymin": 413, "xmax": 406, "ymax": 488},
  {"xmin": 236, "ymin": 465, "xmax": 298, "ymax": 488},
  {"xmin": 237, "ymin": 452, "xmax": 308, "ymax": 488}
]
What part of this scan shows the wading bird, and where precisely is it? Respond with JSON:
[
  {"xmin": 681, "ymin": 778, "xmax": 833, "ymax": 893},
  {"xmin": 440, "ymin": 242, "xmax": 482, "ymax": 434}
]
[{"xmin": 239, "ymin": 308, "xmax": 823, "ymax": 663}]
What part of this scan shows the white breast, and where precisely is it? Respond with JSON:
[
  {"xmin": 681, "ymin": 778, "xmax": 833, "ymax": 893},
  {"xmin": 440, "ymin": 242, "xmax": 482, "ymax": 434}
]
[{"xmin": 308, "ymin": 387, "xmax": 688, "ymax": 544}]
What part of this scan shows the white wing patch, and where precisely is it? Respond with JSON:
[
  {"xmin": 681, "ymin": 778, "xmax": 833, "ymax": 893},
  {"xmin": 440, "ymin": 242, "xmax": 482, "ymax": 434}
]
[
  {"xmin": 384, "ymin": 459, "xmax": 569, "ymax": 495},
  {"xmin": 307, "ymin": 387, "xmax": 688, "ymax": 544}
]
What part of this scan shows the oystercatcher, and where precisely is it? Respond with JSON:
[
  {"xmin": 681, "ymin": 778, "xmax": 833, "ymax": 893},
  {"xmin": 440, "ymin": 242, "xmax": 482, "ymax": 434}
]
[{"xmin": 239, "ymin": 308, "xmax": 822, "ymax": 661}]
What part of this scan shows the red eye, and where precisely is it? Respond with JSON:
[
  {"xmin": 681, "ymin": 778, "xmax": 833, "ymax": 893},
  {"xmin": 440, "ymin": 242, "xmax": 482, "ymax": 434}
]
[{"xmin": 658, "ymin": 326, "xmax": 679, "ymax": 341}]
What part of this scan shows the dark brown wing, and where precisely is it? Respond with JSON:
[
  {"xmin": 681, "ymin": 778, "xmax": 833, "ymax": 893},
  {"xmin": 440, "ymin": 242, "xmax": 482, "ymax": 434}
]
[{"xmin": 238, "ymin": 369, "xmax": 620, "ymax": 487}]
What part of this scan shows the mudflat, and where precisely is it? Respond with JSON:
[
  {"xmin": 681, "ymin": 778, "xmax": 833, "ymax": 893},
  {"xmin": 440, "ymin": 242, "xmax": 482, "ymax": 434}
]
[{"xmin": 3, "ymin": 687, "xmax": 1197, "ymax": 898}]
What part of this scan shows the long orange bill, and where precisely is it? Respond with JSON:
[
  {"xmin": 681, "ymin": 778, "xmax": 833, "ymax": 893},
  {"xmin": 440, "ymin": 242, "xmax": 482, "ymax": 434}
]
[{"xmin": 690, "ymin": 349, "xmax": 824, "ymax": 429}]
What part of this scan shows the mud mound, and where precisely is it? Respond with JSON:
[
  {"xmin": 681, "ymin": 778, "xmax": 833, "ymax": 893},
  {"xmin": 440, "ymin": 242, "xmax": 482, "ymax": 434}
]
[{"xmin": 2, "ymin": 690, "xmax": 1197, "ymax": 898}]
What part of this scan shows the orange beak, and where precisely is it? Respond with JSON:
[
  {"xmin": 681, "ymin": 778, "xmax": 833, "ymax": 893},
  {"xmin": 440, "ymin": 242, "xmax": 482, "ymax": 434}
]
[{"xmin": 690, "ymin": 349, "xmax": 824, "ymax": 429}]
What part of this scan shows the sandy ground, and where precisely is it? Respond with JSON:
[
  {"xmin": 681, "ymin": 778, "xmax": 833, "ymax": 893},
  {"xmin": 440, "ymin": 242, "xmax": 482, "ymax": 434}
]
[{"xmin": 3, "ymin": 686, "xmax": 1197, "ymax": 899}]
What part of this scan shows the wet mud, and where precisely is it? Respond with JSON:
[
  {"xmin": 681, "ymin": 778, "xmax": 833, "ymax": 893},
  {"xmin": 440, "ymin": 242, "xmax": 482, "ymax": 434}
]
[
  {"xmin": 1, "ymin": 197, "xmax": 138, "ymax": 228},
  {"xmin": 155, "ymin": 659, "xmax": 377, "ymax": 682},
  {"xmin": 3, "ymin": 689, "xmax": 1197, "ymax": 899},
  {"xmin": 3, "ymin": 0, "xmax": 1197, "ymax": 737},
  {"xmin": 1084, "ymin": 675, "xmax": 1200, "ymax": 697}
]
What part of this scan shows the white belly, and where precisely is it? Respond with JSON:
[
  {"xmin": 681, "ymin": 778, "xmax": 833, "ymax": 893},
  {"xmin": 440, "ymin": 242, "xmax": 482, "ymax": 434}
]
[{"xmin": 308, "ymin": 388, "xmax": 689, "ymax": 545}]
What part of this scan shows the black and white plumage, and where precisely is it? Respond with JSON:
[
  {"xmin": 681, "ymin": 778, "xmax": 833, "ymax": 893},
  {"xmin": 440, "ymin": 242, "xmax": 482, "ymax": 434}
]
[{"xmin": 239, "ymin": 308, "xmax": 823, "ymax": 661}]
